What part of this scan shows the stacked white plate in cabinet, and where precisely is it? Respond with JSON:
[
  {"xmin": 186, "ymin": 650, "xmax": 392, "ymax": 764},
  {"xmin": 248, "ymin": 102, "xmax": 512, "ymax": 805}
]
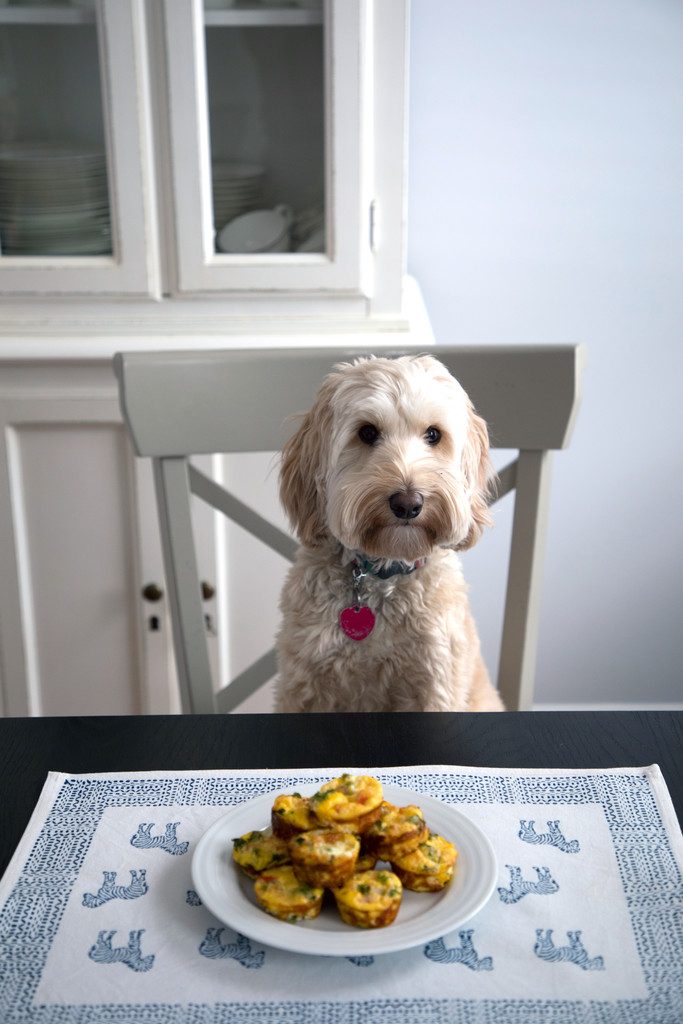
[
  {"xmin": 0, "ymin": 142, "xmax": 111, "ymax": 256},
  {"xmin": 212, "ymin": 161, "xmax": 265, "ymax": 234}
]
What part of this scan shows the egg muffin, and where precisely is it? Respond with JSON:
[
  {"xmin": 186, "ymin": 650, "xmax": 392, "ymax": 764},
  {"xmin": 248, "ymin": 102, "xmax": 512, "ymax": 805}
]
[
  {"xmin": 390, "ymin": 832, "xmax": 457, "ymax": 892},
  {"xmin": 320, "ymin": 803, "xmax": 383, "ymax": 836},
  {"xmin": 334, "ymin": 869, "xmax": 403, "ymax": 928},
  {"xmin": 310, "ymin": 774, "xmax": 383, "ymax": 827},
  {"xmin": 364, "ymin": 802, "xmax": 429, "ymax": 860},
  {"xmin": 289, "ymin": 828, "xmax": 360, "ymax": 888},
  {"xmin": 231, "ymin": 830, "xmax": 291, "ymax": 878},
  {"xmin": 254, "ymin": 865, "xmax": 324, "ymax": 923},
  {"xmin": 271, "ymin": 792, "xmax": 318, "ymax": 840}
]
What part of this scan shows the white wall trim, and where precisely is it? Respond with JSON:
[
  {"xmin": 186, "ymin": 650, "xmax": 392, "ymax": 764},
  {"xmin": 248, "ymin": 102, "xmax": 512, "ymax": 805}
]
[{"xmin": 532, "ymin": 702, "xmax": 683, "ymax": 712}]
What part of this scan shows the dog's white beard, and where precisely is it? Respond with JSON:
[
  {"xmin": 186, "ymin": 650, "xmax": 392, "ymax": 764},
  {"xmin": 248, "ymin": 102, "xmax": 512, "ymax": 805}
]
[{"xmin": 326, "ymin": 470, "xmax": 473, "ymax": 560}]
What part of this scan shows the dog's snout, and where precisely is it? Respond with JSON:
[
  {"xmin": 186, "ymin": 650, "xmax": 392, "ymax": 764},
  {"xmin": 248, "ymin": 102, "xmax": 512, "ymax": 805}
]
[{"xmin": 389, "ymin": 490, "xmax": 424, "ymax": 520}]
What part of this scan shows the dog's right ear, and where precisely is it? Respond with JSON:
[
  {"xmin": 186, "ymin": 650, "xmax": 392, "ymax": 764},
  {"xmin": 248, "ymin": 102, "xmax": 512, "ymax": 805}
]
[
  {"xmin": 279, "ymin": 377, "xmax": 335, "ymax": 547},
  {"xmin": 454, "ymin": 403, "xmax": 495, "ymax": 551}
]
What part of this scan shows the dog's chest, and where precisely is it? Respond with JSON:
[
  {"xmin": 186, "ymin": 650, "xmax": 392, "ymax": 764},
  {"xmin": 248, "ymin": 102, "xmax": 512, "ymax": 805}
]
[
  {"xmin": 287, "ymin": 550, "xmax": 464, "ymax": 659},
  {"xmin": 329, "ymin": 567, "xmax": 444, "ymax": 654}
]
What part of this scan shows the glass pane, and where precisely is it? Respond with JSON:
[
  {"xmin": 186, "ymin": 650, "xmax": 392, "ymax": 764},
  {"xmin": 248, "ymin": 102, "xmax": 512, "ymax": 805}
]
[
  {"xmin": 0, "ymin": 1, "xmax": 111, "ymax": 258},
  {"xmin": 204, "ymin": 1, "xmax": 325, "ymax": 256}
]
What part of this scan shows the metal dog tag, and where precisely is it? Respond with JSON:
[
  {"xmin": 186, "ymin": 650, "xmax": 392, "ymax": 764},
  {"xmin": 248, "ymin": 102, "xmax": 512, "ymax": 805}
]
[
  {"xmin": 339, "ymin": 604, "xmax": 376, "ymax": 641},
  {"xmin": 340, "ymin": 564, "xmax": 375, "ymax": 640}
]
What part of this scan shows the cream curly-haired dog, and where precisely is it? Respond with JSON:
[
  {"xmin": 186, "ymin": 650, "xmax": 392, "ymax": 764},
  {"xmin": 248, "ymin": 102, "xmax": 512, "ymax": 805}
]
[{"xmin": 275, "ymin": 354, "xmax": 504, "ymax": 713}]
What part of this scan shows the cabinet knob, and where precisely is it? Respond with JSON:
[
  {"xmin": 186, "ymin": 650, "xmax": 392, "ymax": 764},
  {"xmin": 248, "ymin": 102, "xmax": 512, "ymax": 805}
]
[
  {"xmin": 201, "ymin": 581, "xmax": 216, "ymax": 601},
  {"xmin": 142, "ymin": 582, "xmax": 164, "ymax": 602}
]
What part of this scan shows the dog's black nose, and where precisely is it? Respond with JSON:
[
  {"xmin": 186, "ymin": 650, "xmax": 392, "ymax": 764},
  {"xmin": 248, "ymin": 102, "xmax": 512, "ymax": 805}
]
[{"xmin": 389, "ymin": 490, "xmax": 424, "ymax": 520}]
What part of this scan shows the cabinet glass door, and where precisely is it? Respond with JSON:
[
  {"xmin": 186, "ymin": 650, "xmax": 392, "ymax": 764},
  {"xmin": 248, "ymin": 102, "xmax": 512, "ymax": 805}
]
[
  {"xmin": 166, "ymin": 0, "xmax": 367, "ymax": 297},
  {"xmin": 0, "ymin": 0, "xmax": 155, "ymax": 296},
  {"xmin": 204, "ymin": 1, "xmax": 324, "ymax": 258},
  {"xmin": 0, "ymin": 1, "xmax": 111, "ymax": 258}
]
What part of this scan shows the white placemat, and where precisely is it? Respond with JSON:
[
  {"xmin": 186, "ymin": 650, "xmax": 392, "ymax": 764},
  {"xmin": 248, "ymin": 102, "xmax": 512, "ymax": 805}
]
[{"xmin": 1, "ymin": 764, "xmax": 682, "ymax": 1023}]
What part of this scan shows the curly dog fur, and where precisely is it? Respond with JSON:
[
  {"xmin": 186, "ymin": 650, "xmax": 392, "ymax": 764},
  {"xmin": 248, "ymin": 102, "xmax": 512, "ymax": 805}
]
[{"xmin": 275, "ymin": 354, "xmax": 504, "ymax": 712}]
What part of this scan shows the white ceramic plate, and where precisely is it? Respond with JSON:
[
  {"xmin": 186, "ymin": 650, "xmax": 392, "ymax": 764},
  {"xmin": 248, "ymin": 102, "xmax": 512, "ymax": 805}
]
[{"xmin": 191, "ymin": 783, "xmax": 497, "ymax": 957}]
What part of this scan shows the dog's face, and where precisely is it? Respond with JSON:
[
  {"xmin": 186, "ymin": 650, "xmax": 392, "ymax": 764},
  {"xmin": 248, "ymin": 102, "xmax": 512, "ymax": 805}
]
[{"xmin": 280, "ymin": 355, "xmax": 493, "ymax": 559}]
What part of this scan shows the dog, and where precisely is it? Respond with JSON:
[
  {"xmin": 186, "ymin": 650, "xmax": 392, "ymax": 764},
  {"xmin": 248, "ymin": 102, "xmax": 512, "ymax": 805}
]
[{"xmin": 275, "ymin": 354, "xmax": 504, "ymax": 712}]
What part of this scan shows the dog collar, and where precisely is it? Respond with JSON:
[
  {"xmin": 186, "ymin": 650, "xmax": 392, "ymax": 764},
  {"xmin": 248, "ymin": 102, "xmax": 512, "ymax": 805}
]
[
  {"xmin": 352, "ymin": 554, "xmax": 427, "ymax": 580},
  {"xmin": 338, "ymin": 554, "xmax": 427, "ymax": 642}
]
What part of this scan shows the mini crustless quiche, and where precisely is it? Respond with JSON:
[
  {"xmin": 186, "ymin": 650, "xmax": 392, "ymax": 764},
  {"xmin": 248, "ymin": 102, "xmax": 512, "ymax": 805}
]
[
  {"xmin": 364, "ymin": 802, "xmax": 429, "ymax": 860},
  {"xmin": 334, "ymin": 869, "xmax": 403, "ymax": 928},
  {"xmin": 289, "ymin": 828, "xmax": 360, "ymax": 888},
  {"xmin": 271, "ymin": 792, "xmax": 318, "ymax": 840},
  {"xmin": 232, "ymin": 830, "xmax": 291, "ymax": 878},
  {"xmin": 390, "ymin": 832, "xmax": 457, "ymax": 892},
  {"xmin": 254, "ymin": 865, "xmax": 324, "ymax": 922},
  {"xmin": 310, "ymin": 774, "xmax": 384, "ymax": 827},
  {"xmin": 321, "ymin": 803, "xmax": 383, "ymax": 836}
]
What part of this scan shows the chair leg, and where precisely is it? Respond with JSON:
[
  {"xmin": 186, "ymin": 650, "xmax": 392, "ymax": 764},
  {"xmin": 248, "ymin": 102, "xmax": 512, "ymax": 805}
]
[
  {"xmin": 498, "ymin": 450, "xmax": 553, "ymax": 711},
  {"xmin": 153, "ymin": 458, "xmax": 215, "ymax": 714}
]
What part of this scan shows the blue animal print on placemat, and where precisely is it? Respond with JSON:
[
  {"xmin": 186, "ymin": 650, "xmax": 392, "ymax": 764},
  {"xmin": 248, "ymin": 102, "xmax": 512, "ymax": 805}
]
[
  {"xmin": 534, "ymin": 928, "xmax": 605, "ymax": 970},
  {"xmin": 130, "ymin": 821, "xmax": 189, "ymax": 855},
  {"xmin": 199, "ymin": 928, "xmax": 264, "ymax": 969},
  {"xmin": 518, "ymin": 819, "xmax": 580, "ymax": 853},
  {"xmin": 497, "ymin": 864, "xmax": 559, "ymax": 904},
  {"xmin": 186, "ymin": 889, "xmax": 202, "ymax": 907},
  {"xmin": 88, "ymin": 929, "xmax": 155, "ymax": 972},
  {"xmin": 424, "ymin": 930, "xmax": 493, "ymax": 971},
  {"xmin": 82, "ymin": 869, "xmax": 148, "ymax": 908},
  {"xmin": 346, "ymin": 955, "xmax": 375, "ymax": 967}
]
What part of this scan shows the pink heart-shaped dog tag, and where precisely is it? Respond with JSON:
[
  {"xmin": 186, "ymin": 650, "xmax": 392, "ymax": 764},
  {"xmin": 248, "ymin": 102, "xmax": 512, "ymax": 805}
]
[{"xmin": 339, "ymin": 605, "xmax": 376, "ymax": 641}]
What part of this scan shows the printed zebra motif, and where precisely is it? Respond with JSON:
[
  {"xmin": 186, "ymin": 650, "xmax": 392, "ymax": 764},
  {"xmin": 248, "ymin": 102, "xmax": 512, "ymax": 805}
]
[
  {"xmin": 82, "ymin": 870, "xmax": 148, "ymax": 908},
  {"xmin": 199, "ymin": 928, "xmax": 265, "ymax": 969},
  {"xmin": 518, "ymin": 820, "xmax": 580, "ymax": 853},
  {"xmin": 424, "ymin": 930, "xmax": 493, "ymax": 971},
  {"xmin": 88, "ymin": 929, "xmax": 155, "ymax": 972},
  {"xmin": 497, "ymin": 864, "xmax": 559, "ymax": 904},
  {"xmin": 346, "ymin": 955, "xmax": 375, "ymax": 966},
  {"xmin": 534, "ymin": 929, "xmax": 604, "ymax": 970},
  {"xmin": 130, "ymin": 822, "xmax": 189, "ymax": 856},
  {"xmin": 186, "ymin": 889, "xmax": 202, "ymax": 907}
]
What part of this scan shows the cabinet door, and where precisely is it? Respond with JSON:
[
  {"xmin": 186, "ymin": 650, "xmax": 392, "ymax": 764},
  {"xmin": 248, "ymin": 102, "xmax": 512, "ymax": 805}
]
[
  {"xmin": 0, "ymin": 370, "xmax": 228, "ymax": 717},
  {"xmin": 163, "ymin": 0, "xmax": 369, "ymax": 297},
  {"xmin": 0, "ymin": 0, "xmax": 157, "ymax": 296},
  {"xmin": 0, "ymin": 376, "xmax": 172, "ymax": 716}
]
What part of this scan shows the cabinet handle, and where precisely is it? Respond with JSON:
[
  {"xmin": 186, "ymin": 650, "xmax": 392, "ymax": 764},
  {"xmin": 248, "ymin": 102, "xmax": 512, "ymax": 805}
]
[{"xmin": 142, "ymin": 583, "xmax": 164, "ymax": 602}]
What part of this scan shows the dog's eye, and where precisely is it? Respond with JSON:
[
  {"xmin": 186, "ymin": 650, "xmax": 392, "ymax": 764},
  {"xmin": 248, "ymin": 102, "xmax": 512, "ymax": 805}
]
[
  {"xmin": 425, "ymin": 426, "xmax": 442, "ymax": 445},
  {"xmin": 358, "ymin": 424, "xmax": 380, "ymax": 446}
]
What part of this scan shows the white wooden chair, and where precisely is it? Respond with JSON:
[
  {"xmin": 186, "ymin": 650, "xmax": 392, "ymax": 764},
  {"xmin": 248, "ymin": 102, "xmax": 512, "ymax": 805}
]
[{"xmin": 114, "ymin": 345, "xmax": 584, "ymax": 713}]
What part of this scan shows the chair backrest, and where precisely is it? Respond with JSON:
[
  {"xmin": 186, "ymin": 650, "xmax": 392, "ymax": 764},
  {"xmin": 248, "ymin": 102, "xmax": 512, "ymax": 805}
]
[{"xmin": 114, "ymin": 344, "xmax": 584, "ymax": 712}]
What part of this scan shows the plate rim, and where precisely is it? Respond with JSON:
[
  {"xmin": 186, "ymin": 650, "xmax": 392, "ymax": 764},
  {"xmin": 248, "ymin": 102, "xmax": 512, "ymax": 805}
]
[{"xmin": 191, "ymin": 782, "xmax": 497, "ymax": 957}]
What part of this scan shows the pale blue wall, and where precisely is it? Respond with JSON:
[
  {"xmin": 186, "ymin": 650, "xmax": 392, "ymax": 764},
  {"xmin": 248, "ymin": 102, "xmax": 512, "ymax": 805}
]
[{"xmin": 408, "ymin": 0, "xmax": 683, "ymax": 703}]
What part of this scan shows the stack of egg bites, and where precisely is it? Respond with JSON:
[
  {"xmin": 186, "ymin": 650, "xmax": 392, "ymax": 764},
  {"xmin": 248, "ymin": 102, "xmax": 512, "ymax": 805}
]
[{"xmin": 231, "ymin": 773, "xmax": 458, "ymax": 929}]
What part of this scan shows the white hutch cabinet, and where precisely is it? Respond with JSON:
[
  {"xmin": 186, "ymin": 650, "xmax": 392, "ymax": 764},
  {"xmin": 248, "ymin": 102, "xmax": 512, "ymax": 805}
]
[{"xmin": 0, "ymin": 0, "xmax": 431, "ymax": 716}]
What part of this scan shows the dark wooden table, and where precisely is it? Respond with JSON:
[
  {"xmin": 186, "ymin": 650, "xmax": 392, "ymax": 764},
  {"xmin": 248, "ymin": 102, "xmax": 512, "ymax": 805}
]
[{"xmin": 1, "ymin": 710, "xmax": 681, "ymax": 878}]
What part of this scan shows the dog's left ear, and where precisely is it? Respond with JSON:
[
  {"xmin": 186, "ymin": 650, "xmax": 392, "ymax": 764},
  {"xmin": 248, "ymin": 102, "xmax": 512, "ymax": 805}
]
[{"xmin": 455, "ymin": 404, "xmax": 495, "ymax": 551}]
